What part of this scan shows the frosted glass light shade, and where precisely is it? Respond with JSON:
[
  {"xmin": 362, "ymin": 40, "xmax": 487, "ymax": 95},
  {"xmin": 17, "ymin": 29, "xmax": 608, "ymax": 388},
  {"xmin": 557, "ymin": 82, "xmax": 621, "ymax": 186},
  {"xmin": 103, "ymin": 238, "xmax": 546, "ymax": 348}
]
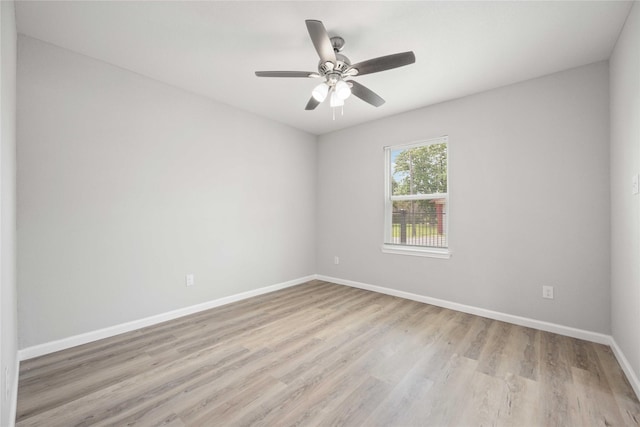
[
  {"xmin": 330, "ymin": 91, "xmax": 344, "ymax": 107},
  {"xmin": 312, "ymin": 83, "xmax": 329, "ymax": 102},
  {"xmin": 335, "ymin": 80, "xmax": 351, "ymax": 100}
]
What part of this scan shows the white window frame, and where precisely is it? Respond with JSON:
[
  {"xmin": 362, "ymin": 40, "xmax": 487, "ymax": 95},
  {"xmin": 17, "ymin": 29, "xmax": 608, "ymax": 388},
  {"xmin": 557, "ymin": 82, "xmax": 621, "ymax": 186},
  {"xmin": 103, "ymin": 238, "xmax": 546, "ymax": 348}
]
[{"xmin": 382, "ymin": 136, "xmax": 451, "ymax": 259}]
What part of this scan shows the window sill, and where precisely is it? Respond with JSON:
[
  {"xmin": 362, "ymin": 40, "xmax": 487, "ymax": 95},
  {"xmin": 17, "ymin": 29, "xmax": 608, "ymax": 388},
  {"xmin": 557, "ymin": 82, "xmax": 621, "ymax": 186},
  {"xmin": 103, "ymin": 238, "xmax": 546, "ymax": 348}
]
[{"xmin": 381, "ymin": 244, "xmax": 451, "ymax": 259}]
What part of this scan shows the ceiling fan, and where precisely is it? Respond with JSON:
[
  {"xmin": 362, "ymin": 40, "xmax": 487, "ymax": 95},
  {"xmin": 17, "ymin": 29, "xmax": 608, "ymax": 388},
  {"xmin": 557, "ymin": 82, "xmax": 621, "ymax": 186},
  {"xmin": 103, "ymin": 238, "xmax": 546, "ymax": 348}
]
[{"xmin": 255, "ymin": 20, "xmax": 416, "ymax": 111}]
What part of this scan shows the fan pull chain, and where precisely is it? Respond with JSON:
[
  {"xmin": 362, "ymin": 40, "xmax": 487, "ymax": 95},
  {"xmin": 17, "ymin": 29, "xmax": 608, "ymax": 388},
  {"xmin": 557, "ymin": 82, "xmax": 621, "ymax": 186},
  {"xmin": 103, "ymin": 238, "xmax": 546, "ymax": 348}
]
[{"xmin": 331, "ymin": 105, "xmax": 344, "ymax": 121}]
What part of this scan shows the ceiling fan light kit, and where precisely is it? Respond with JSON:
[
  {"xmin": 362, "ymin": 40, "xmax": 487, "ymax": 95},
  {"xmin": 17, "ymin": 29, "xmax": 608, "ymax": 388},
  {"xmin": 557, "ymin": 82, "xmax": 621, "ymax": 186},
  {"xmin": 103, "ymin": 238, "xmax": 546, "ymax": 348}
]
[
  {"xmin": 335, "ymin": 80, "xmax": 351, "ymax": 100},
  {"xmin": 312, "ymin": 82, "xmax": 329, "ymax": 102},
  {"xmin": 330, "ymin": 91, "xmax": 344, "ymax": 108},
  {"xmin": 255, "ymin": 19, "xmax": 416, "ymax": 116}
]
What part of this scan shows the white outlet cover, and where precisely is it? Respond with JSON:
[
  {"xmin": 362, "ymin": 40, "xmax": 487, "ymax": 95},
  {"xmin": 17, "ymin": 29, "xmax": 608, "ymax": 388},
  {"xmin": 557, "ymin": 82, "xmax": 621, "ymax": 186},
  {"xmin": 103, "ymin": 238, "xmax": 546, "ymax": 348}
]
[
  {"xmin": 186, "ymin": 274, "xmax": 194, "ymax": 286},
  {"xmin": 632, "ymin": 174, "xmax": 639, "ymax": 195}
]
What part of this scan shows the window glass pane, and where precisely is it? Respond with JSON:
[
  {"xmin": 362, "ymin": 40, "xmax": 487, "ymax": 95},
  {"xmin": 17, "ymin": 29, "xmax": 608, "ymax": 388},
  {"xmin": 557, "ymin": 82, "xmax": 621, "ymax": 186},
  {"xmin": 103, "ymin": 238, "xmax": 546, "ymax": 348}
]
[
  {"xmin": 388, "ymin": 199, "xmax": 448, "ymax": 248},
  {"xmin": 391, "ymin": 143, "xmax": 447, "ymax": 196}
]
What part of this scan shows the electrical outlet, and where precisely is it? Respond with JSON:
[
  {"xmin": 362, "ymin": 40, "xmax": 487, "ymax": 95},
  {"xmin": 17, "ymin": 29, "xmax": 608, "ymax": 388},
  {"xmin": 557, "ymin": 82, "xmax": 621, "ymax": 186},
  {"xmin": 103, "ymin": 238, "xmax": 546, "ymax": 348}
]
[
  {"xmin": 542, "ymin": 285, "xmax": 554, "ymax": 299},
  {"xmin": 334, "ymin": 256, "xmax": 340, "ymax": 265},
  {"xmin": 186, "ymin": 274, "xmax": 195, "ymax": 287},
  {"xmin": 633, "ymin": 174, "xmax": 639, "ymax": 195}
]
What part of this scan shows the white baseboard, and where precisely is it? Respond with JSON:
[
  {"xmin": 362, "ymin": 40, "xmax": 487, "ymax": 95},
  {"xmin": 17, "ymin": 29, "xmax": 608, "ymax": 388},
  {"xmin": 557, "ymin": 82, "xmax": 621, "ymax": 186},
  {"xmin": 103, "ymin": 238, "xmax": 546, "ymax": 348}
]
[
  {"xmin": 317, "ymin": 275, "xmax": 611, "ymax": 345},
  {"xmin": 7, "ymin": 358, "xmax": 19, "ymax": 427},
  {"xmin": 609, "ymin": 337, "xmax": 640, "ymax": 400},
  {"xmin": 18, "ymin": 275, "xmax": 316, "ymax": 361}
]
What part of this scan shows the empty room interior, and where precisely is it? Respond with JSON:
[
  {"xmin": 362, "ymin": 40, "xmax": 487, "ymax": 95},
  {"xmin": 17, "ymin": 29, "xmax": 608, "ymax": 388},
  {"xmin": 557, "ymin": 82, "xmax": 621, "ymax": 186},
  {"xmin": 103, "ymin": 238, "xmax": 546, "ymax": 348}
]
[{"xmin": 1, "ymin": 0, "xmax": 640, "ymax": 425}]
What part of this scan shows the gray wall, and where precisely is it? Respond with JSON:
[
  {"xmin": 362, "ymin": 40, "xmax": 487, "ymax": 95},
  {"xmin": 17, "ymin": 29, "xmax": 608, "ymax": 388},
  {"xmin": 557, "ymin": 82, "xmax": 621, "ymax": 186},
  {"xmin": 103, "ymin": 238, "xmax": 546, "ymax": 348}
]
[
  {"xmin": 610, "ymin": 2, "xmax": 640, "ymax": 381},
  {"xmin": 317, "ymin": 62, "xmax": 611, "ymax": 334},
  {"xmin": 17, "ymin": 36, "xmax": 317, "ymax": 348},
  {"xmin": 1, "ymin": 1, "xmax": 18, "ymax": 425}
]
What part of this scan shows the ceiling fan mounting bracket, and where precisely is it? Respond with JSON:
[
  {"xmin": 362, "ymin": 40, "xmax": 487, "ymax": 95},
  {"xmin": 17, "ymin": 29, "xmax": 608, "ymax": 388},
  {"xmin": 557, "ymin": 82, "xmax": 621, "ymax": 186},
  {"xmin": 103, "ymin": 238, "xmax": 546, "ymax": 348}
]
[{"xmin": 331, "ymin": 36, "xmax": 345, "ymax": 52}]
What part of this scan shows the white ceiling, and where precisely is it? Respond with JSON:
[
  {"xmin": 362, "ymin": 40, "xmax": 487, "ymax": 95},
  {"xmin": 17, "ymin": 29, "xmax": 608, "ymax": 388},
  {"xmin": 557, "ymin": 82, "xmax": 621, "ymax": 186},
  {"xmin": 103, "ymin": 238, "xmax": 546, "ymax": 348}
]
[{"xmin": 15, "ymin": 1, "xmax": 632, "ymax": 136}]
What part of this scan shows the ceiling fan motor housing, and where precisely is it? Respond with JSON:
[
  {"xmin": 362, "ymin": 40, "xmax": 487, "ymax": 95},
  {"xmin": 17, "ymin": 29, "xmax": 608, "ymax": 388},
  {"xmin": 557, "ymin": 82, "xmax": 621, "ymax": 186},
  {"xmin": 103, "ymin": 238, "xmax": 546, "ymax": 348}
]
[{"xmin": 318, "ymin": 51, "xmax": 351, "ymax": 76}]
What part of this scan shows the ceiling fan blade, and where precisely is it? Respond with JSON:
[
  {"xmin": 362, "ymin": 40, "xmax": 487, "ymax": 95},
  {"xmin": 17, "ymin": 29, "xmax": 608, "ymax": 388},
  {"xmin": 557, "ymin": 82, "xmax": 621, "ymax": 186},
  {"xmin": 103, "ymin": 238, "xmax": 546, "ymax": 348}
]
[
  {"xmin": 348, "ymin": 80, "xmax": 385, "ymax": 107},
  {"xmin": 305, "ymin": 20, "xmax": 336, "ymax": 65},
  {"xmin": 305, "ymin": 96, "xmax": 321, "ymax": 110},
  {"xmin": 255, "ymin": 71, "xmax": 320, "ymax": 78},
  {"xmin": 349, "ymin": 51, "xmax": 416, "ymax": 76}
]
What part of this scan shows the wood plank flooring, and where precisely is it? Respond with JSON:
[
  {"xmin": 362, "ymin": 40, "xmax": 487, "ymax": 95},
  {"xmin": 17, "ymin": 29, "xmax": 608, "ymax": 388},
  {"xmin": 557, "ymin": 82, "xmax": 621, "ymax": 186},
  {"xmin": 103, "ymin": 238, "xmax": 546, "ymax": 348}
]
[{"xmin": 16, "ymin": 280, "xmax": 640, "ymax": 426}]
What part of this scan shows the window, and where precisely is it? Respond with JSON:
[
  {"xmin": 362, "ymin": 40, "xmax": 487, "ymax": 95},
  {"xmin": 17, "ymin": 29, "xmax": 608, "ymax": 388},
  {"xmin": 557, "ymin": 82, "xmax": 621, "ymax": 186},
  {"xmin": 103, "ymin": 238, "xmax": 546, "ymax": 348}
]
[{"xmin": 383, "ymin": 137, "xmax": 450, "ymax": 258}]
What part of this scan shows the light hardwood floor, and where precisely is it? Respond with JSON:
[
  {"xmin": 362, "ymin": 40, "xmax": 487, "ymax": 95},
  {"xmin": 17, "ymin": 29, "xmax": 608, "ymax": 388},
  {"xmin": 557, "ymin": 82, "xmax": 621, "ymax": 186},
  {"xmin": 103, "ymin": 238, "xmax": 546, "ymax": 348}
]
[{"xmin": 16, "ymin": 280, "xmax": 640, "ymax": 426}]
